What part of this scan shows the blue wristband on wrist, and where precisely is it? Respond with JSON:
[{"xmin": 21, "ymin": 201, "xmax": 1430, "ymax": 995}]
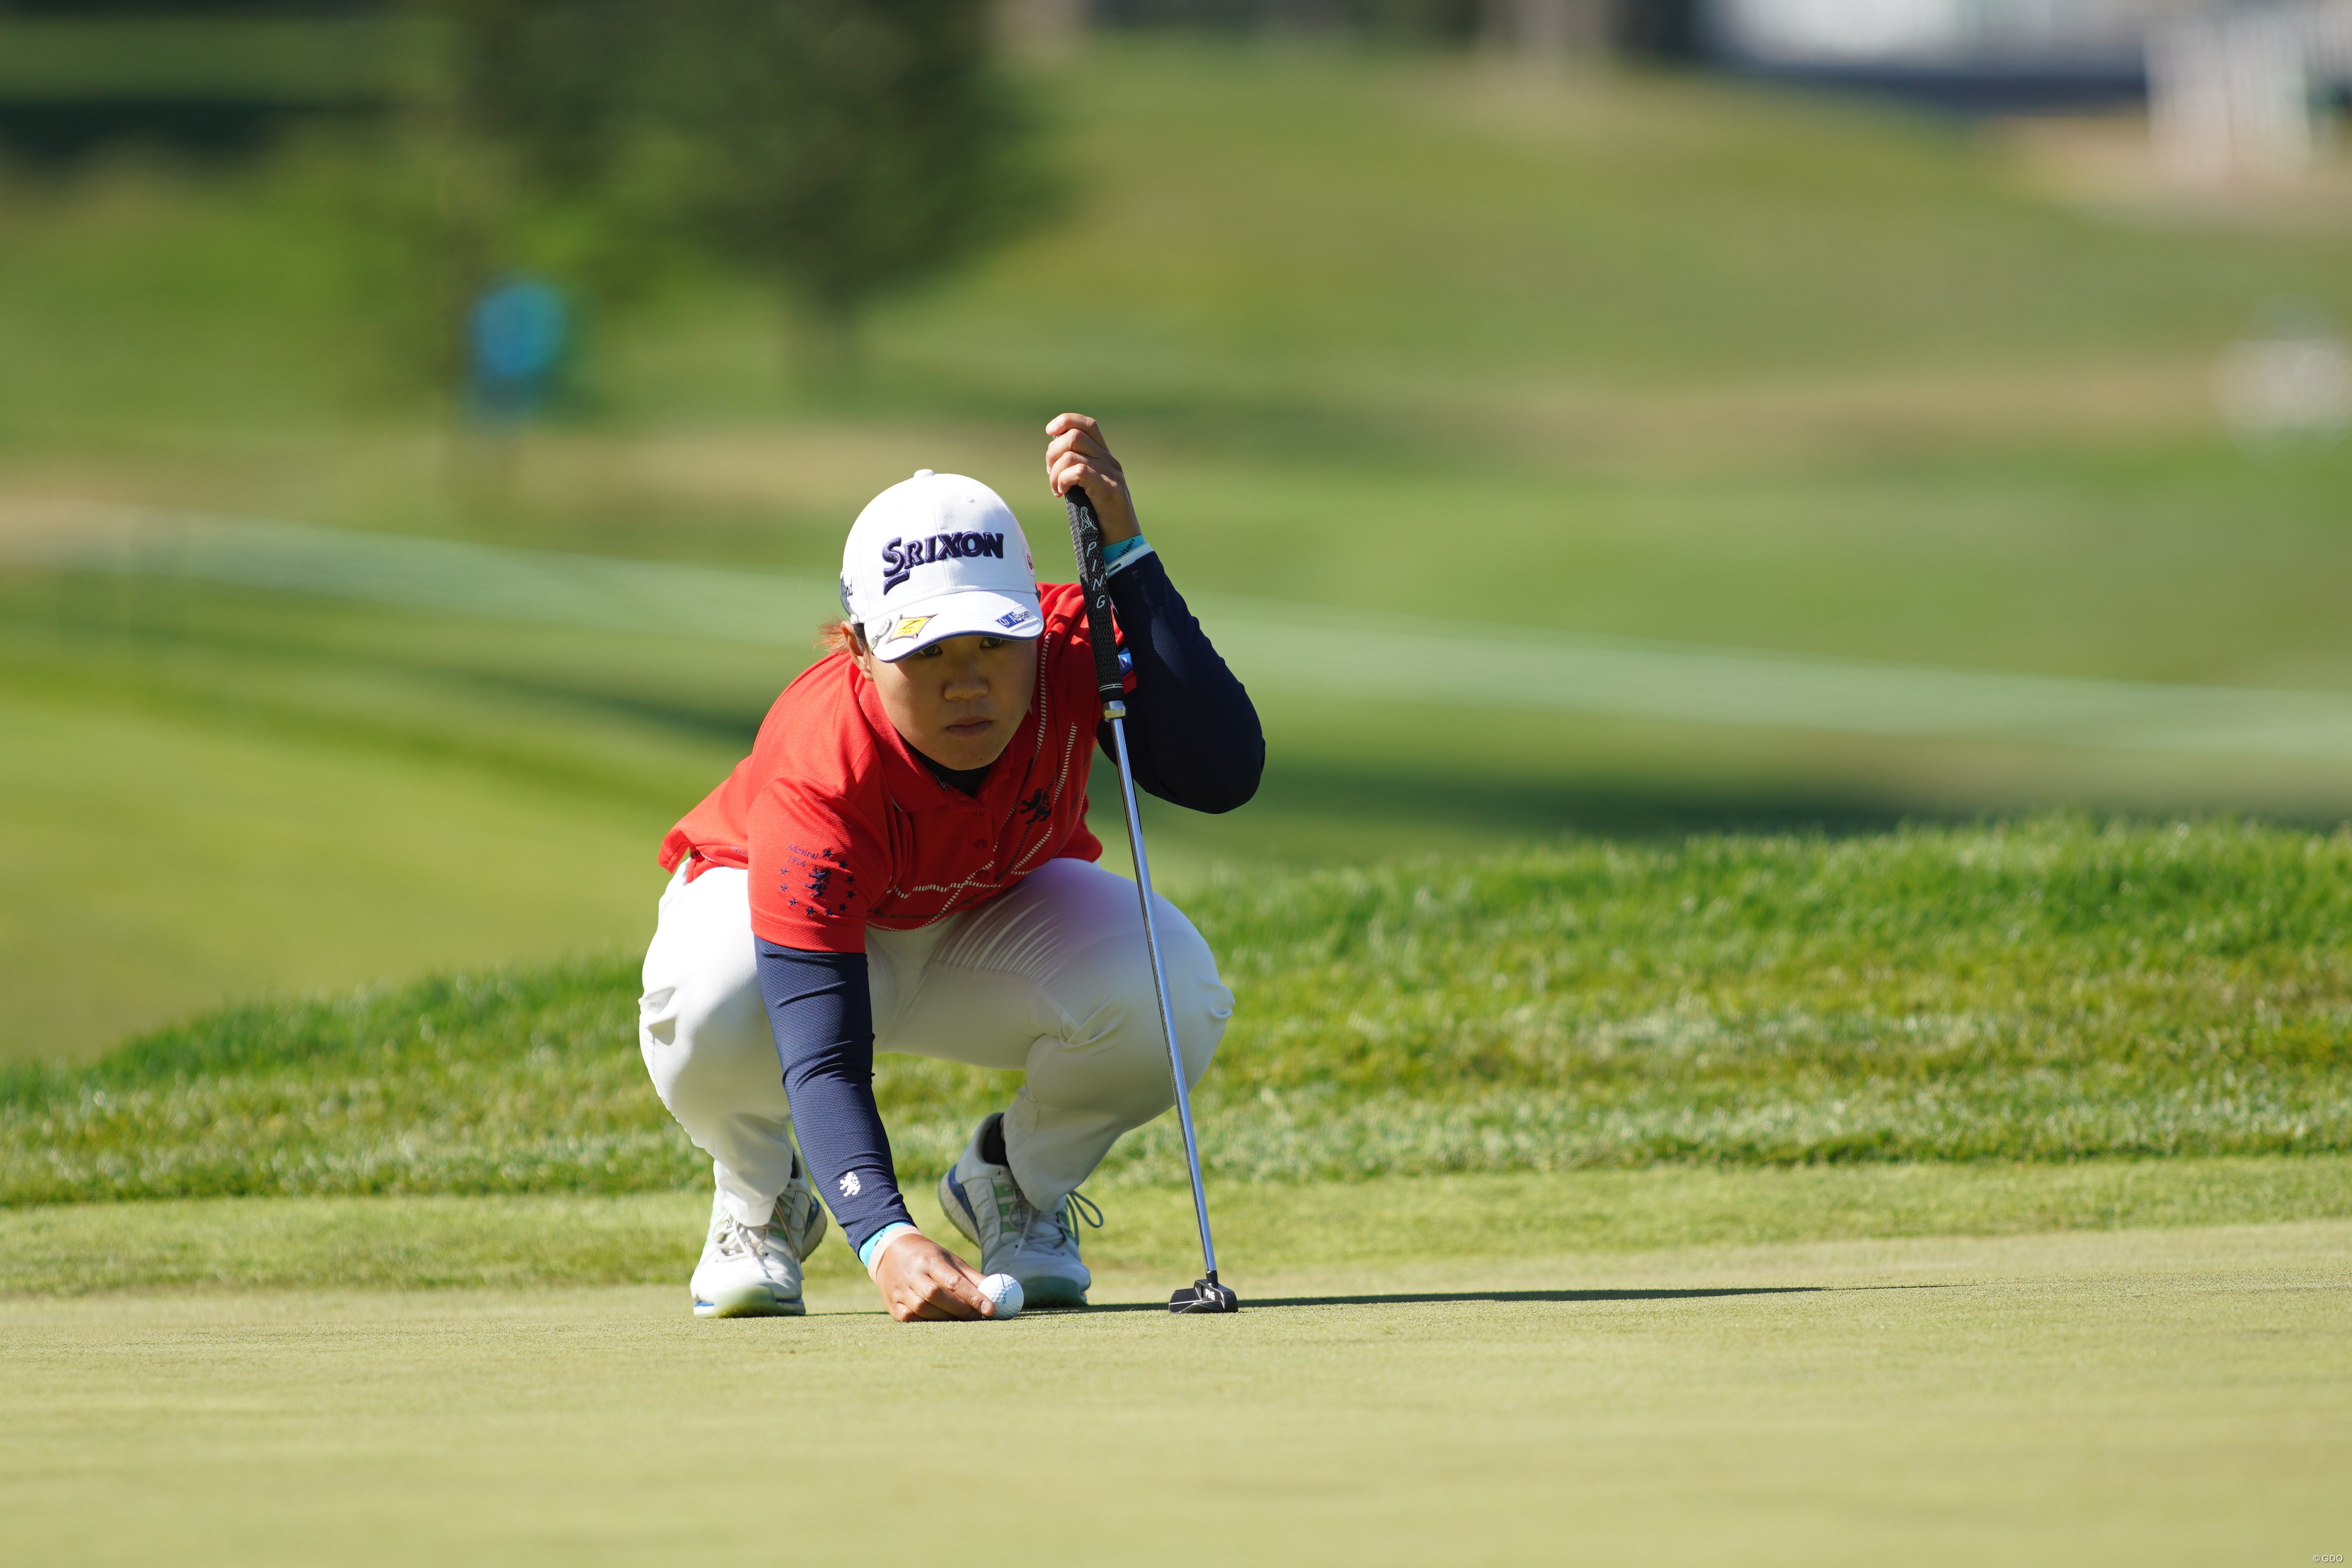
[
  {"xmin": 1102, "ymin": 534, "xmax": 1154, "ymax": 575},
  {"xmin": 858, "ymin": 1221, "xmax": 919, "ymax": 1275}
]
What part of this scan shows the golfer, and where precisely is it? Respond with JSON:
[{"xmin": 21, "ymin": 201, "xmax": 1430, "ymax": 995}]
[{"xmin": 638, "ymin": 414, "xmax": 1262, "ymax": 1321}]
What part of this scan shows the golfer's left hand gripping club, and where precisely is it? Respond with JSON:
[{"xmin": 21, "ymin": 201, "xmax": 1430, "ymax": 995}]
[{"xmin": 1064, "ymin": 486, "xmax": 1239, "ymax": 1316}]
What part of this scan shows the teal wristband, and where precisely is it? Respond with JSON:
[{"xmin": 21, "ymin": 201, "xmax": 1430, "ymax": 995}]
[
  {"xmin": 1101, "ymin": 534, "xmax": 1154, "ymax": 575},
  {"xmin": 858, "ymin": 1222, "xmax": 918, "ymax": 1274}
]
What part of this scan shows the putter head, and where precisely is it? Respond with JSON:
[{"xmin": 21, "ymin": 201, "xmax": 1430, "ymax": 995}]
[{"xmin": 1168, "ymin": 1278, "xmax": 1239, "ymax": 1314}]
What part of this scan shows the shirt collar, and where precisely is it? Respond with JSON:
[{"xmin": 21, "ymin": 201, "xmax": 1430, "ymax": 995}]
[{"xmin": 853, "ymin": 669, "xmax": 1039, "ymax": 813}]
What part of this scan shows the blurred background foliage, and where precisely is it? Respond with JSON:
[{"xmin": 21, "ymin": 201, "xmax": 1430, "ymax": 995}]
[
  {"xmin": 424, "ymin": 0, "xmax": 1062, "ymax": 378},
  {"xmin": 1, "ymin": 0, "xmax": 2350, "ymax": 1062}
]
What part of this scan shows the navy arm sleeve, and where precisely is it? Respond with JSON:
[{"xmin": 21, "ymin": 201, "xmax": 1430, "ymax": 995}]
[
  {"xmin": 755, "ymin": 940, "xmax": 913, "ymax": 1255},
  {"xmin": 1101, "ymin": 552, "xmax": 1263, "ymax": 814}
]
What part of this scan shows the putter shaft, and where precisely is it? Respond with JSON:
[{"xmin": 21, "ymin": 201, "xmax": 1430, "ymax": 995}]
[
  {"xmin": 1104, "ymin": 708, "xmax": 1219, "ymax": 1283},
  {"xmin": 1063, "ymin": 484, "xmax": 1230, "ymax": 1308}
]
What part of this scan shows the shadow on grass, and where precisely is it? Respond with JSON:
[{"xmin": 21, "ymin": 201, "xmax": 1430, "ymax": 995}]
[
  {"xmin": 1120, "ymin": 754, "xmax": 1938, "ymax": 857},
  {"xmin": 1068, "ymin": 1286, "xmax": 1825, "ymax": 1314}
]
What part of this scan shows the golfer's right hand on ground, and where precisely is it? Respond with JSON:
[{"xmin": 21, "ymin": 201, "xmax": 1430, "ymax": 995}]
[{"xmin": 871, "ymin": 1233, "xmax": 995, "ymax": 1322}]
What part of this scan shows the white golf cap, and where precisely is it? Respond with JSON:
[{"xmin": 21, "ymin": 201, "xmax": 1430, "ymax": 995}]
[{"xmin": 839, "ymin": 469, "xmax": 1041, "ymax": 661}]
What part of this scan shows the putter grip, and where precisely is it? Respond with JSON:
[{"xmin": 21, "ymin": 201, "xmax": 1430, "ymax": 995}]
[{"xmin": 1064, "ymin": 486, "xmax": 1125, "ymax": 707}]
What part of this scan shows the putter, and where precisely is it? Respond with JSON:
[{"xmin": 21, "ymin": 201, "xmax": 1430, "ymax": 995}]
[{"xmin": 1065, "ymin": 486, "xmax": 1239, "ymax": 1316}]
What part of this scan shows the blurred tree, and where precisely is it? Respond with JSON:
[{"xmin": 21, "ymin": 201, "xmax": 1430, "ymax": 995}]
[
  {"xmin": 417, "ymin": 0, "xmax": 1057, "ymax": 387},
  {"xmin": 386, "ymin": 1, "xmax": 589, "ymax": 417},
  {"xmin": 652, "ymin": 0, "xmax": 1060, "ymax": 381},
  {"xmin": 418, "ymin": 0, "xmax": 659, "ymax": 338},
  {"xmin": 429, "ymin": 0, "xmax": 645, "ymax": 198}
]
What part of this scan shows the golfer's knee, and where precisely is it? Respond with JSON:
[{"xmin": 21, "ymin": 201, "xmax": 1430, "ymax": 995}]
[
  {"xmin": 638, "ymin": 982, "xmax": 776, "ymax": 1117},
  {"xmin": 1154, "ymin": 966, "xmax": 1229, "ymax": 1093},
  {"xmin": 1151, "ymin": 911, "xmax": 1231, "ymax": 1088},
  {"xmin": 1032, "ymin": 952, "xmax": 1230, "ymax": 1121}
]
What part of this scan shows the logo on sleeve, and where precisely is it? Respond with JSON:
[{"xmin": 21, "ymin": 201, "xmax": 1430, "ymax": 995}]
[
  {"xmin": 780, "ymin": 844, "xmax": 858, "ymax": 920},
  {"xmin": 838, "ymin": 1172, "xmax": 862, "ymax": 1197}
]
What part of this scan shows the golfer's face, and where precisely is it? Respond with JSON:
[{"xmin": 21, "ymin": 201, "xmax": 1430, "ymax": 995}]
[{"xmin": 863, "ymin": 633, "xmax": 1038, "ymax": 771}]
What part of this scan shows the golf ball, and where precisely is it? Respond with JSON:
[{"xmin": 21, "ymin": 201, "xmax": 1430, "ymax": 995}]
[{"xmin": 980, "ymin": 1273, "xmax": 1024, "ymax": 1320}]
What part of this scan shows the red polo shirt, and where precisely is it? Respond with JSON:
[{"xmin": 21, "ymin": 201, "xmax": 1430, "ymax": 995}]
[{"xmin": 658, "ymin": 581, "xmax": 1109, "ymax": 953}]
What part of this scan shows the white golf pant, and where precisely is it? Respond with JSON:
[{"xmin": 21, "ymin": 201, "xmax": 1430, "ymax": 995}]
[{"xmin": 638, "ymin": 856, "xmax": 1232, "ymax": 1225}]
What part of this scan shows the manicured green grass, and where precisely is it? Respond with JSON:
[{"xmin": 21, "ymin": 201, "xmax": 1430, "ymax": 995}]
[
  {"xmin": 868, "ymin": 46, "xmax": 2352, "ymax": 433},
  {"xmin": 8, "ymin": 818, "xmax": 2348, "ymax": 1204},
  {"xmin": 4, "ymin": 1221, "xmax": 2344, "ymax": 1566},
  {"xmin": 0, "ymin": 575, "xmax": 776, "ymax": 1062},
  {"xmin": 0, "ymin": 677, "xmax": 678, "ymax": 1064},
  {"xmin": 5, "ymin": 48, "xmax": 2350, "ymax": 682},
  {"xmin": 2, "ymin": 54, "xmax": 2346, "ymax": 1564},
  {"xmin": 5, "ymin": 1157, "xmax": 2350, "ymax": 1296},
  {"xmin": 6, "ymin": 44, "xmax": 2352, "ymax": 1060},
  {"xmin": 15, "ymin": 47, "xmax": 2351, "ymax": 443},
  {"xmin": 21, "ymin": 534, "xmax": 2352, "ymax": 1064}
]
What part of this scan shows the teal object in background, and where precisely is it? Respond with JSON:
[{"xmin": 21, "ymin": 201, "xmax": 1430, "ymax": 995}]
[{"xmin": 468, "ymin": 278, "xmax": 569, "ymax": 422}]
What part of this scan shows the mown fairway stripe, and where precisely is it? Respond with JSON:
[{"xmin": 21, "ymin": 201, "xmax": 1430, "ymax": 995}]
[{"xmin": 13, "ymin": 501, "xmax": 2352, "ymax": 759}]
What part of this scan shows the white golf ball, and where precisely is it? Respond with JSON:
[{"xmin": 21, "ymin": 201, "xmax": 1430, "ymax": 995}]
[{"xmin": 980, "ymin": 1273, "xmax": 1024, "ymax": 1320}]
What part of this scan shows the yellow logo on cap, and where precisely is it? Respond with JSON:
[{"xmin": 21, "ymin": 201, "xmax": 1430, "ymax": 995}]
[{"xmin": 886, "ymin": 615, "xmax": 932, "ymax": 643}]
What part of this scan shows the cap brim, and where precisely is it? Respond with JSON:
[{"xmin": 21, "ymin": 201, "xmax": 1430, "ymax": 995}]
[{"xmin": 870, "ymin": 587, "xmax": 1043, "ymax": 661}]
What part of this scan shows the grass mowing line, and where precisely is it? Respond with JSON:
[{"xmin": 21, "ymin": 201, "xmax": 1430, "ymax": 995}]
[
  {"xmin": 6, "ymin": 1157, "xmax": 2348, "ymax": 1296},
  {"xmin": 6, "ymin": 817, "xmax": 2349, "ymax": 1202},
  {"xmin": 4, "ymin": 1223, "xmax": 2345, "ymax": 1568},
  {"xmin": 23, "ymin": 504, "xmax": 2352, "ymax": 759},
  {"xmin": 0, "ymin": 503, "xmax": 839, "ymax": 648},
  {"xmin": 0, "ymin": 690, "xmax": 669, "ymax": 1066}
]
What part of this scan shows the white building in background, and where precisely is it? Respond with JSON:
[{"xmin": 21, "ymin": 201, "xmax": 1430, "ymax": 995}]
[
  {"xmin": 1703, "ymin": 0, "xmax": 2352, "ymax": 179},
  {"xmin": 1707, "ymin": 0, "xmax": 2182, "ymax": 72},
  {"xmin": 2148, "ymin": 4, "xmax": 2352, "ymax": 179}
]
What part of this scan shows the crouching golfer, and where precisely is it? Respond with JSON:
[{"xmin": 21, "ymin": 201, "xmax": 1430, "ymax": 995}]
[{"xmin": 638, "ymin": 415, "xmax": 1262, "ymax": 1321}]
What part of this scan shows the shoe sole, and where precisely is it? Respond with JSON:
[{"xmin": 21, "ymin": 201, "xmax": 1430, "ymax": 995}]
[{"xmin": 693, "ymin": 1285, "xmax": 806, "ymax": 1319}]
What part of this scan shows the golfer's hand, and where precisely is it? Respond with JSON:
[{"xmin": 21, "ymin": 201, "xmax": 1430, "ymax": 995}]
[
  {"xmin": 1046, "ymin": 413, "xmax": 1140, "ymax": 547},
  {"xmin": 871, "ymin": 1232, "xmax": 994, "ymax": 1322}
]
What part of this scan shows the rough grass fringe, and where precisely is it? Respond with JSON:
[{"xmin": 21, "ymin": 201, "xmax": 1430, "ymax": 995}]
[{"xmin": 8, "ymin": 817, "xmax": 2352, "ymax": 1204}]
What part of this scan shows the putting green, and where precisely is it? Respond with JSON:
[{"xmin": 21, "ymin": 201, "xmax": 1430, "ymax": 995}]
[
  {"xmin": 3, "ymin": 1220, "xmax": 2343, "ymax": 1566},
  {"xmin": 9, "ymin": 1158, "xmax": 2351, "ymax": 1294}
]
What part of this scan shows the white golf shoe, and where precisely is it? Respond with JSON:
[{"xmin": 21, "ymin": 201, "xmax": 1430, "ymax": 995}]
[
  {"xmin": 936, "ymin": 1113, "xmax": 1100, "ymax": 1309},
  {"xmin": 690, "ymin": 1158, "xmax": 828, "ymax": 1319}
]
